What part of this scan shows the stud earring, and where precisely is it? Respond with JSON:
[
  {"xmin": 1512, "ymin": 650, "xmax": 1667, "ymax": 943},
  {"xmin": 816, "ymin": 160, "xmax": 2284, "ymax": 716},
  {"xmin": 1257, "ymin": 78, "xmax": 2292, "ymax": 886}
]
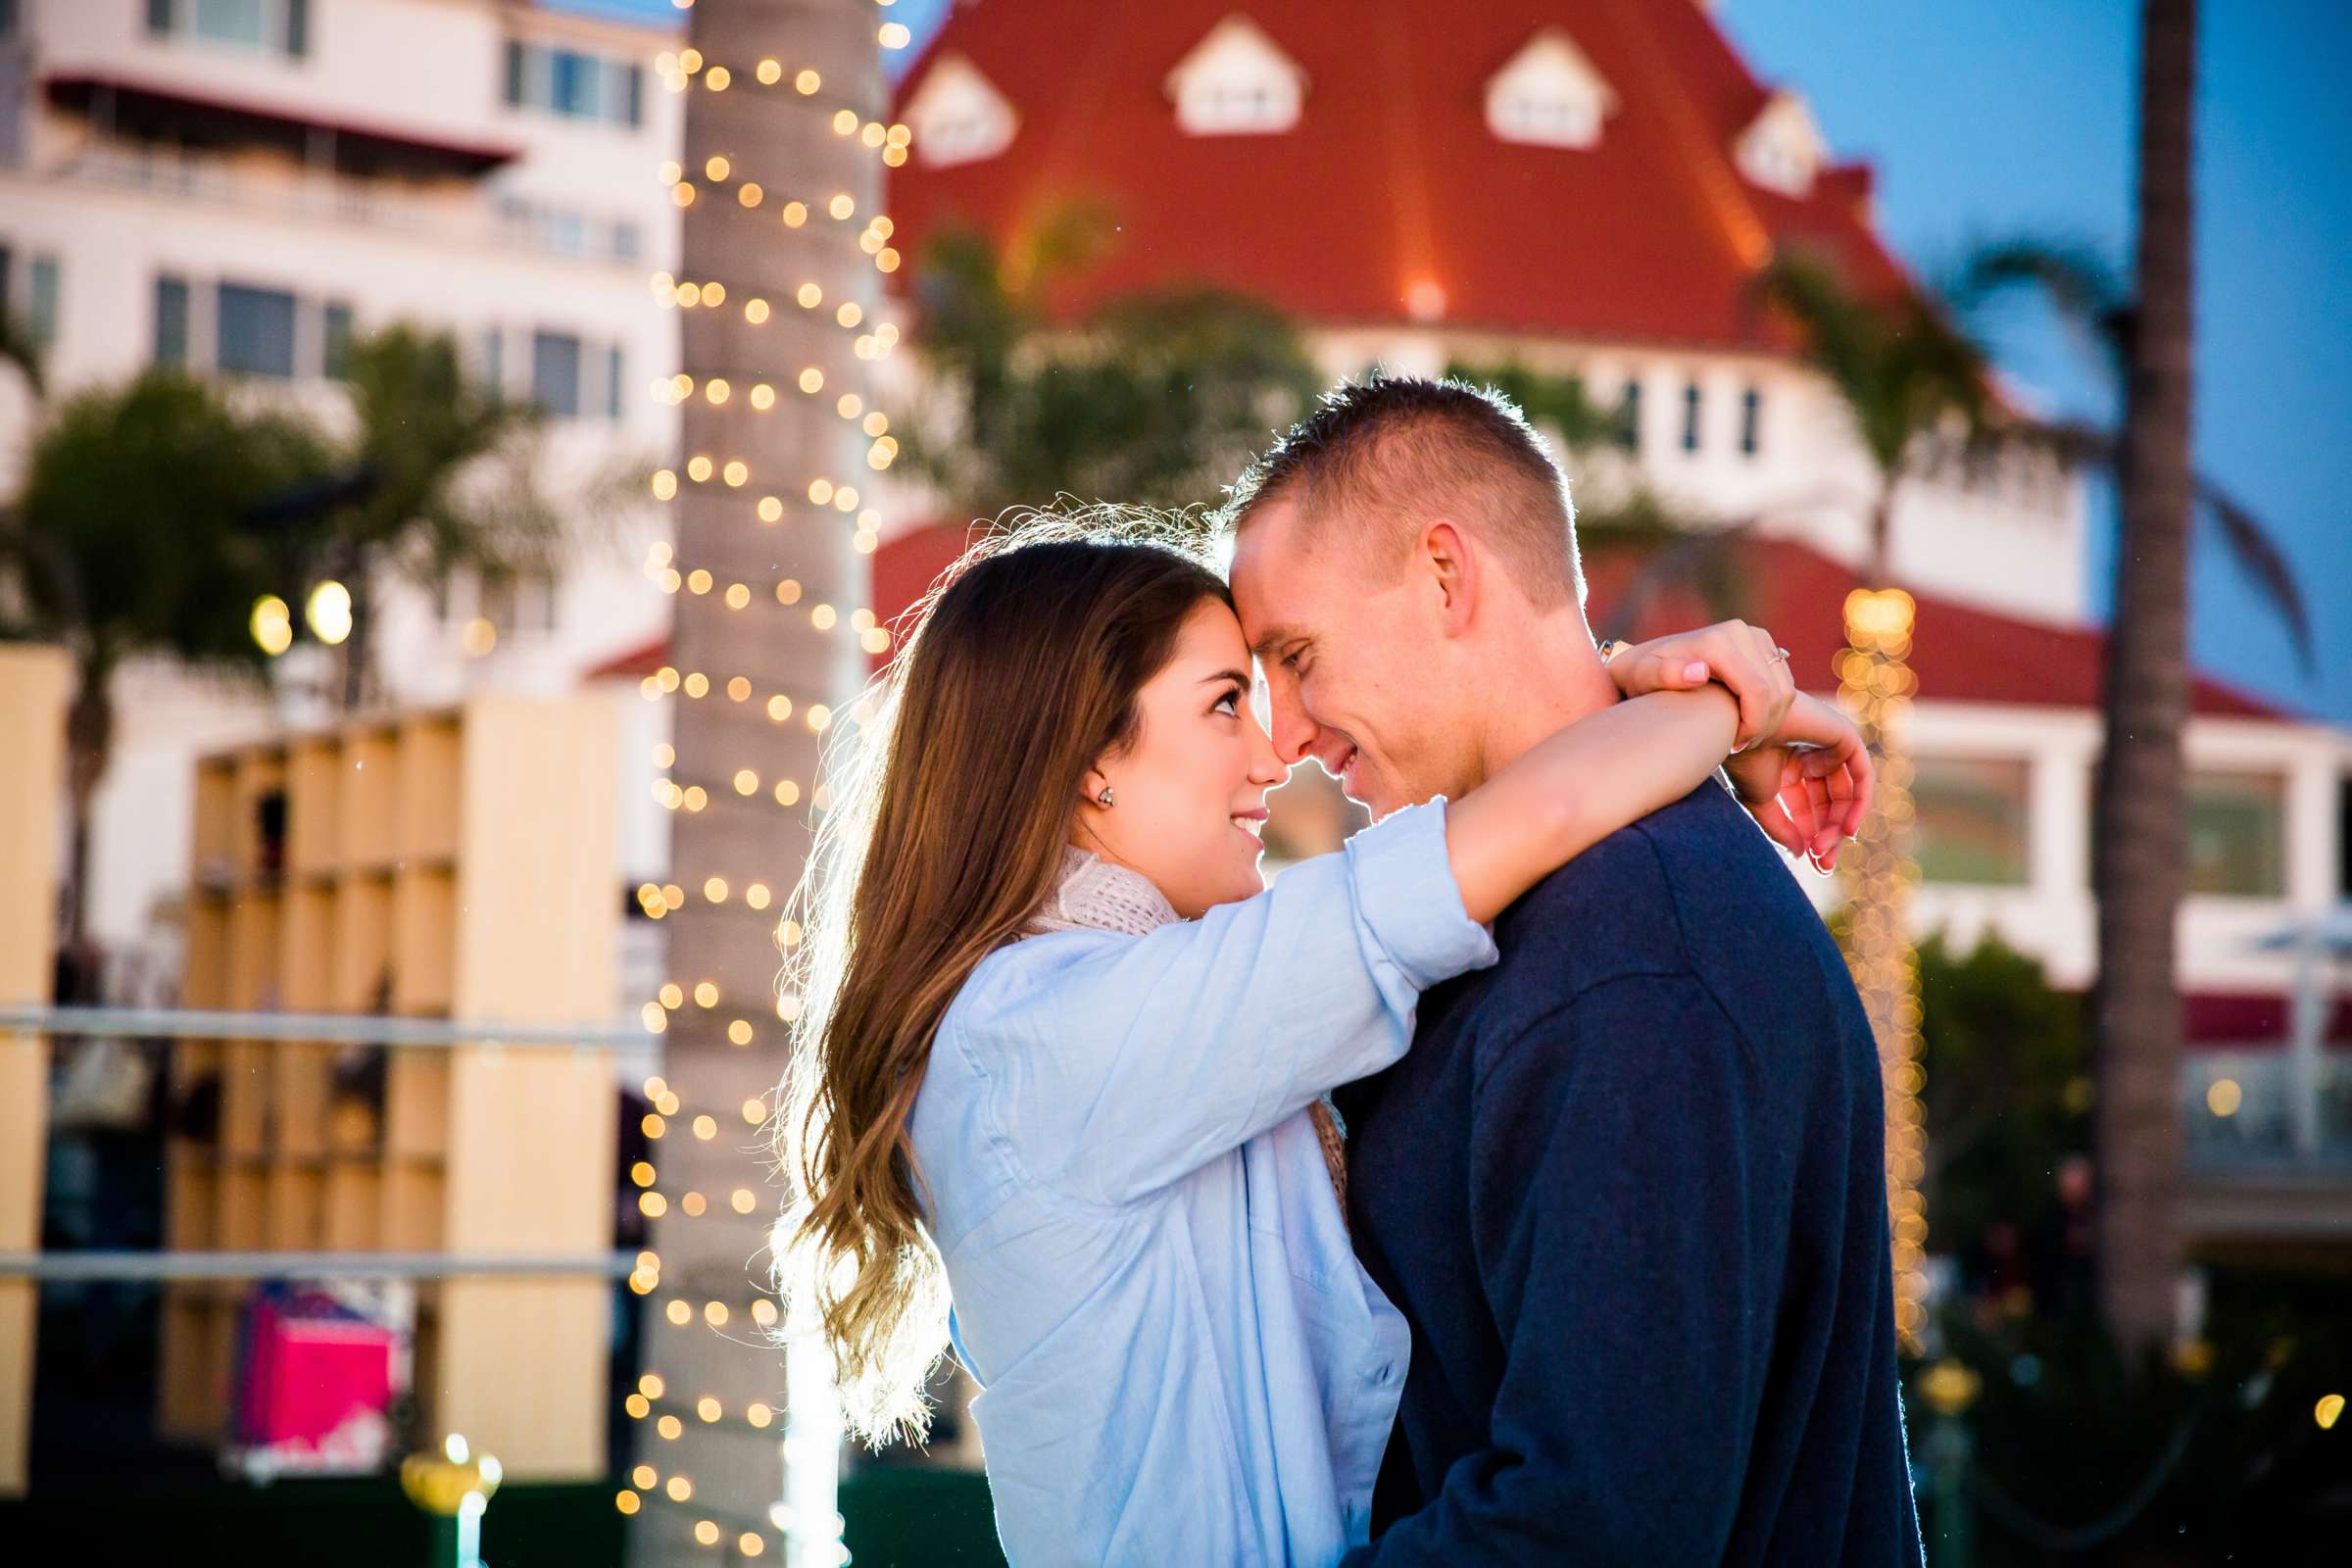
[{"xmin": 1098, "ymin": 786, "xmax": 1115, "ymax": 808}]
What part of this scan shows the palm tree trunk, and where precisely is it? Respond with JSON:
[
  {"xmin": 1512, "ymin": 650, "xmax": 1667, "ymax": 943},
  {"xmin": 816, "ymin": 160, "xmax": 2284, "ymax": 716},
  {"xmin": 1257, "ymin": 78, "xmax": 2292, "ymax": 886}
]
[
  {"xmin": 629, "ymin": 5, "xmax": 879, "ymax": 1565},
  {"xmin": 1840, "ymin": 487, "xmax": 1928, "ymax": 1351},
  {"xmin": 2092, "ymin": 0, "xmax": 2196, "ymax": 1355},
  {"xmin": 60, "ymin": 659, "xmax": 114, "ymax": 1002}
]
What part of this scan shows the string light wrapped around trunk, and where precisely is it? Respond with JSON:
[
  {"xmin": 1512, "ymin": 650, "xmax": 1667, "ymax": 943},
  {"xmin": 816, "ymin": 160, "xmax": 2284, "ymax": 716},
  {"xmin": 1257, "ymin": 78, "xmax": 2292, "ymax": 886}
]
[{"xmin": 1837, "ymin": 587, "xmax": 1928, "ymax": 1354}]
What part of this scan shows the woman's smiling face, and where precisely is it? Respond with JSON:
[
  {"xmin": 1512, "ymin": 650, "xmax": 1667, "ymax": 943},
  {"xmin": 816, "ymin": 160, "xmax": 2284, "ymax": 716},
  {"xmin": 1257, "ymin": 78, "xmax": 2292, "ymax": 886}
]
[{"xmin": 1079, "ymin": 598, "xmax": 1291, "ymax": 918}]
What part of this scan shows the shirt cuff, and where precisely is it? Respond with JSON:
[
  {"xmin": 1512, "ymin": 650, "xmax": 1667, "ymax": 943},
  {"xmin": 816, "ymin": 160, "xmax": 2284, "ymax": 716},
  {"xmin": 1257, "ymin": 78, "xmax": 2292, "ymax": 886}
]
[{"xmin": 1344, "ymin": 796, "xmax": 1500, "ymax": 991}]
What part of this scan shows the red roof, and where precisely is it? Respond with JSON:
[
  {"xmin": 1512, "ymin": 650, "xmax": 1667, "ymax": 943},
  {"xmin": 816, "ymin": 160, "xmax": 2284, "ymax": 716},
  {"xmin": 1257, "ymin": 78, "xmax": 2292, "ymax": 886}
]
[
  {"xmin": 1582, "ymin": 534, "xmax": 2289, "ymax": 720},
  {"xmin": 884, "ymin": 0, "xmax": 1906, "ymax": 349}
]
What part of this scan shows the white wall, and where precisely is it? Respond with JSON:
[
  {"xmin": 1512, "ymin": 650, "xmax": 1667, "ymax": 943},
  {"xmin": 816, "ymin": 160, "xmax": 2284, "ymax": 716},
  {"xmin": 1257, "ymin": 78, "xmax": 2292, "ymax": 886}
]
[{"xmin": 2, "ymin": 0, "xmax": 685, "ymax": 949}]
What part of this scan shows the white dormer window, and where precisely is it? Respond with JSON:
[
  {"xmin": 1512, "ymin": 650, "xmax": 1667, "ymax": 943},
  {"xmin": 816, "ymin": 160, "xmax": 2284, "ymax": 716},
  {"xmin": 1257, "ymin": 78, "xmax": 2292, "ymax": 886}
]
[
  {"xmin": 903, "ymin": 52, "xmax": 1019, "ymax": 169},
  {"xmin": 1736, "ymin": 90, "xmax": 1827, "ymax": 197},
  {"xmin": 1164, "ymin": 16, "xmax": 1305, "ymax": 137},
  {"xmin": 1486, "ymin": 28, "xmax": 1618, "ymax": 150}
]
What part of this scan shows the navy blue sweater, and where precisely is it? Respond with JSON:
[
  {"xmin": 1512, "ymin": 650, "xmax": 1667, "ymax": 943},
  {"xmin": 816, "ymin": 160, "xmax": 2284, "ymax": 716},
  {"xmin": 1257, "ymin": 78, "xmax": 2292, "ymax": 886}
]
[{"xmin": 1336, "ymin": 779, "xmax": 1925, "ymax": 1565}]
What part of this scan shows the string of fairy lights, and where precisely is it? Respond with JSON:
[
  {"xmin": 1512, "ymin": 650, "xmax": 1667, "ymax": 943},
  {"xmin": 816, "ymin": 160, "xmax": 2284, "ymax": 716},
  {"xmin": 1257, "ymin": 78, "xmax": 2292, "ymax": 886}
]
[
  {"xmin": 624, "ymin": 3, "xmax": 907, "ymax": 1559},
  {"xmin": 1837, "ymin": 587, "xmax": 1929, "ymax": 1355}
]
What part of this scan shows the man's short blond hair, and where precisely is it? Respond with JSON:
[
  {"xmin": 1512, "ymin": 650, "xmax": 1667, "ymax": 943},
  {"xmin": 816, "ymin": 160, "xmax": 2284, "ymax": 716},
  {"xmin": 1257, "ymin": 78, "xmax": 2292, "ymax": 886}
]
[{"xmin": 1220, "ymin": 374, "xmax": 1584, "ymax": 610}]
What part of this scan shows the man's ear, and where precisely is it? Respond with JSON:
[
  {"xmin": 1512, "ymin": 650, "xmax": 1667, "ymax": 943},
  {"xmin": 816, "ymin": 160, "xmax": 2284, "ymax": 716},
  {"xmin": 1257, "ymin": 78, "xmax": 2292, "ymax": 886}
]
[{"xmin": 1420, "ymin": 519, "xmax": 1478, "ymax": 638}]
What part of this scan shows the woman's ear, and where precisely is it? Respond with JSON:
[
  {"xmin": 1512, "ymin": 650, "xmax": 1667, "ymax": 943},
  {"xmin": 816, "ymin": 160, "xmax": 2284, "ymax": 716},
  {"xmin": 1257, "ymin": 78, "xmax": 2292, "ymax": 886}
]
[{"xmin": 1079, "ymin": 766, "xmax": 1112, "ymax": 810}]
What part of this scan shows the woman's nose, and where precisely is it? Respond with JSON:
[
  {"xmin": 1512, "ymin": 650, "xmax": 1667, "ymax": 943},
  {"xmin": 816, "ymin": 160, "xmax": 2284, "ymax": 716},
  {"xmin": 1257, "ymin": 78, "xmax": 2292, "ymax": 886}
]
[{"xmin": 1246, "ymin": 711, "xmax": 1288, "ymax": 786}]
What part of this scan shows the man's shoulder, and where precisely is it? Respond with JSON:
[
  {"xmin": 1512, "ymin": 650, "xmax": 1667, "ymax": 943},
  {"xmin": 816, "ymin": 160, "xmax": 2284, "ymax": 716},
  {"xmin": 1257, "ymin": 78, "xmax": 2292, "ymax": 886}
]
[{"xmin": 1474, "ymin": 779, "xmax": 1816, "ymax": 1020}]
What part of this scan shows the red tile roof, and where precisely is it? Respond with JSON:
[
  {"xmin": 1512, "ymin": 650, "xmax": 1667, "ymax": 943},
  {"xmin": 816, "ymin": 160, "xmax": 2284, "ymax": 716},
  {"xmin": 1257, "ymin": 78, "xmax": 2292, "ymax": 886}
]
[
  {"xmin": 1580, "ymin": 533, "xmax": 2289, "ymax": 720},
  {"xmin": 884, "ymin": 0, "xmax": 1907, "ymax": 349}
]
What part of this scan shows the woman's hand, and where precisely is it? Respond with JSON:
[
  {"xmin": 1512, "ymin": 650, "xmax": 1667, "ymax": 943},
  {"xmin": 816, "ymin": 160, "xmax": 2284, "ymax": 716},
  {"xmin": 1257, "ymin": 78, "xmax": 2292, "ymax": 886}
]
[
  {"xmin": 1603, "ymin": 620, "xmax": 1794, "ymax": 755},
  {"xmin": 1723, "ymin": 693, "xmax": 1875, "ymax": 874}
]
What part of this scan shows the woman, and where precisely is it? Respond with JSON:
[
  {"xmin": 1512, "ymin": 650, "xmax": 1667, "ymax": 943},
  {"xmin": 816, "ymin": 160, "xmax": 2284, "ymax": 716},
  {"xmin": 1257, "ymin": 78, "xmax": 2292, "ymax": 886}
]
[{"xmin": 770, "ymin": 519, "xmax": 1868, "ymax": 1565}]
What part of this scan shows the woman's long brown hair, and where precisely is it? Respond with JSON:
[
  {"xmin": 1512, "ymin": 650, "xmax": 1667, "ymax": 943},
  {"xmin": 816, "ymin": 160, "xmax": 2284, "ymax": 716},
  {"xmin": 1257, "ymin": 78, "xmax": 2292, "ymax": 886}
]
[{"xmin": 768, "ymin": 513, "xmax": 1231, "ymax": 1445}]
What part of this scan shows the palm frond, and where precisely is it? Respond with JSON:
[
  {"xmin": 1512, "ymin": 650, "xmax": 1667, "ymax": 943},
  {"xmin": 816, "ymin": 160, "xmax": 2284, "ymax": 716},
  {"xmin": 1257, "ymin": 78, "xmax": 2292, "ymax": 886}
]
[
  {"xmin": 1947, "ymin": 235, "xmax": 2132, "ymax": 381},
  {"xmin": 2196, "ymin": 474, "xmax": 2318, "ymax": 675}
]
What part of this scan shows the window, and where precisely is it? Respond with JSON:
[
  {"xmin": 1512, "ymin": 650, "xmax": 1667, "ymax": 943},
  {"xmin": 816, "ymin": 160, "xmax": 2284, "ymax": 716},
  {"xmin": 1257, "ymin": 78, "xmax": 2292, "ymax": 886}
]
[
  {"xmin": 1680, "ymin": 381, "xmax": 1701, "ymax": 453},
  {"xmin": 27, "ymin": 255, "xmax": 56, "ymax": 348},
  {"xmin": 1485, "ymin": 29, "xmax": 1617, "ymax": 151},
  {"xmin": 152, "ymin": 0, "xmax": 308, "ymax": 57},
  {"xmin": 2186, "ymin": 770, "xmax": 2286, "ymax": 897},
  {"xmin": 218, "ymin": 282, "xmax": 296, "ymax": 376},
  {"xmin": 1165, "ymin": 17, "xmax": 1305, "ymax": 137},
  {"xmin": 531, "ymin": 329, "xmax": 580, "ymax": 416},
  {"xmin": 612, "ymin": 220, "xmax": 642, "ymax": 264},
  {"xmin": 904, "ymin": 53, "xmax": 1018, "ymax": 168},
  {"xmin": 1912, "ymin": 757, "xmax": 2032, "ymax": 886},
  {"xmin": 1740, "ymin": 386, "xmax": 1762, "ymax": 457},
  {"xmin": 505, "ymin": 41, "xmax": 642, "ymax": 128},
  {"xmin": 322, "ymin": 300, "xmax": 354, "ymax": 378},
  {"xmin": 155, "ymin": 275, "xmax": 191, "ymax": 367},
  {"xmin": 479, "ymin": 327, "xmax": 504, "ymax": 398},
  {"xmin": 607, "ymin": 343, "xmax": 624, "ymax": 420},
  {"xmin": 1614, "ymin": 379, "xmax": 1641, "ymax": 452}
]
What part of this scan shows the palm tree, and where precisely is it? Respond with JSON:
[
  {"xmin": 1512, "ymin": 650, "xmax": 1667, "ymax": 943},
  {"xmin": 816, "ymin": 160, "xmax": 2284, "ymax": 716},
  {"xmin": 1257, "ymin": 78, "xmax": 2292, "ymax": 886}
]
[
  {"xmin": 1752, "ymin": 246, "xmax": 2003, "ymax": 1352},
  {"xmin": 2086, "ymin": 0, "xmax": 2199, "ymax": 1355},
  {"xmin": 908, "ymin": 214, "xmax": 1321, "ymax": 521},
  {"xmin": 291, "ymin": 324, "xmax": 635, "ymax": 710},
  {"xmin": 0, "ymin": 371, "xmax": 328, "ymax": 994},
  {"xmin": 631, "ymin": 5, "xmax": 882, "ymax": 1566},
  {"xmin": 1950, "ymin": 239, "xmax": 2312, "ymax": 672}
]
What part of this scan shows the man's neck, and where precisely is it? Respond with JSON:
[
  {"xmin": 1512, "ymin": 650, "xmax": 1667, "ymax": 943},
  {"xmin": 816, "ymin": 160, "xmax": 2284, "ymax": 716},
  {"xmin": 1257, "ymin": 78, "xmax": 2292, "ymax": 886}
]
[{"xmin": 1464, "ymin": 612, "xmax": 1622, "ymax": 790}]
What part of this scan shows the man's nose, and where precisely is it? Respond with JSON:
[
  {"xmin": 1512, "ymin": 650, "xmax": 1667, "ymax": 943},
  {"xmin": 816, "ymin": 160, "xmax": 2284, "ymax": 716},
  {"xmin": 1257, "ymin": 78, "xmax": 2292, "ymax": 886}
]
[{"xmin": 1265, "ymin": 682, "xmax": 1320, "ymax": 767}]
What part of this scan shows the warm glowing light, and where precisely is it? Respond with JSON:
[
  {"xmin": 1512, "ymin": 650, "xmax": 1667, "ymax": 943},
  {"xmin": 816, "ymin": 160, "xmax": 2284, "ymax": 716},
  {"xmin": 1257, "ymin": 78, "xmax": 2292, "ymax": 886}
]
[
  {"xmin": 883, "ymin": 144, "xmax": 907, "ymax": 167},
  {"xmin": 704, "ymin": 66, "xmax": 730, "ymax": 90},
  {"xmin": 682, "ymin": 672, "xmax": 709, "ymax": 698},
  {"xmin": 795, "ymin": 281, "xmax": 821, "ymax": 308},
  {"xmin": 306, "ymin": 580, "xmax": 353, "ymax": 645},
  {"xmin": 631, "ymin": 1160, "xmax": 656, "ymax": 1187},
  {"xmin": 671, "ymin": 182, "xmax": 695, "ymax": 208},
  {"xmin": 694, "ymin": 980, "xmax": 719, "ymax": 1007},
  {"xmin": 731, "ymin": 1187, "xmax": 758, "ymax": 1213},
  {"xmin": 1404, "ymin": 277, "xmax": 1447, "ymax": 321},
  {"xmin": 860, "ymin": 122, "xmax": 885, "ymax": 148},
  {"xmin": 832, "ymin": 109, "xmax": 858, "ymax": 135},
  {"xmin": 795, "ymin": 69, "xmax": 819, "ymax": 94},
  {"xmin": 776, "ymin": 579, "xmax": 803, "ymax": 605},
  {"xmin": 2320, "ymin": 1394, "xmax": 2345, "ymax": 1430},
  {"xmin": 740, "ymin": 1534, "xmax": 765, "ymax": 1556},
  {"xmin": 747, "ymin": 1401, "xmax": 773, "ymax": 1428},
  {"xmin": 756, "ymin": 58, "xmax": 781, "ymax": 84},
  {"xmin": 693, "ymin": 1114, "xmax": 717, "ymax": 1140},
  {"xmin": 746, "ymin": 298, "xmax": 770, "ymax": 324},
  {"xmin": 835, "ymin": 301, "xmax": 863, "ymax": 327},
  {"xmin": 766, "ymin": 697, "xmax": 793, "ymax": 724},
  {"xmin": 704, "ymin": 155, "xmax": 730, "ymax": 180},
  {"xmin": 742, "ymin": 1098, "xmax": 765, "ymax": 1124},
  {"xmin": 677, "ymin": 47, "xmax": 702, "ymax": 73},
  {"xmin": 705, "ymin": 876, "xmax": 730, "ymax": 904},
  {"xmin": 725, "ymin": 585, "xmax": 752, "ymax": 612},
  {"xmin": 799, "ymin": 368, "xmax": 825, "ymax": 395},
  {"xmin": 808, "ymin": 705, "xmax": 833, "ymax": 732},
  {"xmin": 738, "ymin": 182, "xmax": 763, "ymax": 208},
  {"xmin": 687, "ymin": 455, "xmax": 713, "ymax": 481},
  {"xmin": 722, "ymin": 460, "xmax": 749, "ymax": 487},
  {"xmin": 879, "ymin": 22, "xmax": 910, "ymax": 47},
  {"xmin": 694, "ymin": 1522, "xmax": 721, "ymax": 1547},
  {"xmin": 652, "ymin": 468, "xmax": 678, "ymax": 500},
  {"xmin": 750, "ymin": 382, "xmax": 776, "ymax": 410},
  {"xmin": 665, "ymin": 1476, "xmax": 693, "ymax": 1502},
  {"xmin": 862, "ymin": 411, "xmax": 889, "ymax": 436},
  {"xmin": 773, "ymin": 779, "xmax": 801, "ymax": 806},
  {"xmin": 2206, "ymin": 1078, "xmax": 2242, "ymax": 1117},
  {"xmin": 877, "ymin": 247, "xmax": 901, "ymax": 273},
  {"xmin": 639, "ymin": 1192, "xmax": 668, "ymax": 1217},
  {"xmin": 705, "ymin": 377, "xmax": 730, "ymax": 405},
  {"xmin": 808, "ymin": 477, "xmax": 834, "ymax": 504},
  {"xmin": 250, "ymin": 595, "xmax": 294, "ymax": 656},
  {"xmin": 461, "ymin": 617, "xmax": 497, "ymax": 658},
  {"xmin": 836, "ymin": 392, "xmax": 863, "ymax": 418},
  {"xmin": 633, "ymin": 1458, "xmax": 659, "ymax": 1485},
  {"xmin": 705, "ymin": 1300, "xmax": 729, "ymax": 1327},
  {"xmin": 680, "ymin": 1191, "xmax": 706, "ymax": 1216},
  {"xmin": 828, "ymin": 192, "xmax": 856, "ymax": 220},
  {"xmin": 757, "ymin": 496, "xmax": 783, "ymax": 523},
  {"xmin": 810, "ymin": 604, "xmax": 838, "ymax": 631},
  {"xmin": 782, "ymin": 201, "xmax": 808, "ymax": 227},
  {"xmin": 697, "ymin": 1396, "xmax": 722, "ymax": 1422},
  {"xmin": 705, "ymin": 280, "xmax": 726, "ymax": 306},
  {"xmin": 615, "ymin": 1491, "xmax": 640, "ymax": 1516},
  {"xmin": 643, "ymin": 1112, "xmax": 666, "ymax": 1140}
]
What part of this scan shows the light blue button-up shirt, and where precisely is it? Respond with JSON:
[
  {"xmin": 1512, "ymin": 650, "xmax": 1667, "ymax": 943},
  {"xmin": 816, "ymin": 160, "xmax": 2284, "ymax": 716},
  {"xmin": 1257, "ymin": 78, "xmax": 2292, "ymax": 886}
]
[{"xmin": 907, "ymin": 800, "xmax": 1498, "ymax": 1566}]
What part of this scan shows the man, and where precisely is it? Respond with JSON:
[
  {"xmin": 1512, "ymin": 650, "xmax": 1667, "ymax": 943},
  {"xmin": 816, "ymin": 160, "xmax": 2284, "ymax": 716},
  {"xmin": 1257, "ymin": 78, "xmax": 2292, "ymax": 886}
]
[{"xmin": 1224, "ymin": 376, "xmax": 1925, "ymax": 1564}]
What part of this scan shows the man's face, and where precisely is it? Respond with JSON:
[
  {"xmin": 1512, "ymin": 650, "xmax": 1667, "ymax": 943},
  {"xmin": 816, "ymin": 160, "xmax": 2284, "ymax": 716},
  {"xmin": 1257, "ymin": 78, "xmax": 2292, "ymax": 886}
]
[{"xmin": 1228, "ymin": 499, "xmax": 1467, "ymax": 818}]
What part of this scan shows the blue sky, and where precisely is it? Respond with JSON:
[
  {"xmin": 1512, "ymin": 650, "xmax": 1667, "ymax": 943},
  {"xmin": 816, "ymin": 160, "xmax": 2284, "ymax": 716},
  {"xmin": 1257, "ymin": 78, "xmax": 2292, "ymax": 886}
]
[{"xmin": 585, "ymin": 0, "xmax": 2346, "ymax": 723}]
